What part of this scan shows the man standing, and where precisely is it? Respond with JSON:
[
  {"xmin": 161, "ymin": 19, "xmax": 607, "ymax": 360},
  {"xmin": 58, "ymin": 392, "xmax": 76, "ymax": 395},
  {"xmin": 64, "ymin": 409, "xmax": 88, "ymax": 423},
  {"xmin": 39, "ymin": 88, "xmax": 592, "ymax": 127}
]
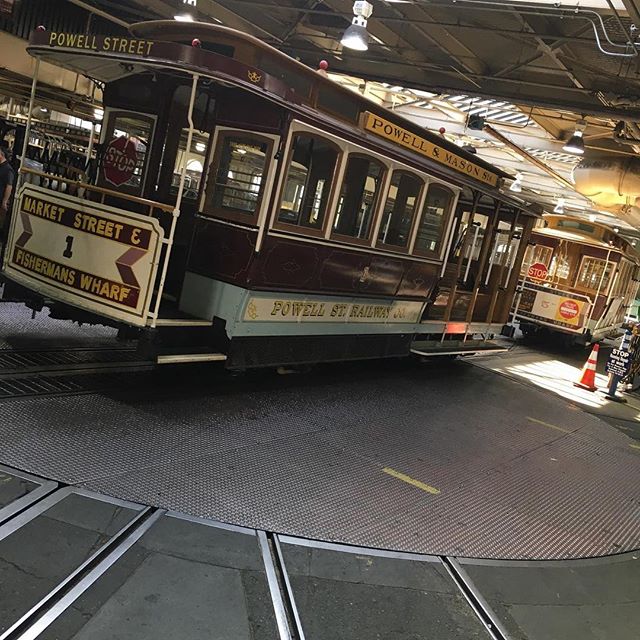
[{"xmin": 0, "ymin": 145, "xmax": 15, "ymax": 243}]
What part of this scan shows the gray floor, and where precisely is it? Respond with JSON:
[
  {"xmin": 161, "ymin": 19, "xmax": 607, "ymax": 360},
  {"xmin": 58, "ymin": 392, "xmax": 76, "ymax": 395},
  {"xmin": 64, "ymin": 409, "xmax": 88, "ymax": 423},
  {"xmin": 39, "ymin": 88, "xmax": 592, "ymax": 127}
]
[
  {"xmin": 2, "ymin": 483, "xmax": 637, "ymax": 640},
  {"xmin": 459, "ymin": 554, "xmax": 640, "ymax": 640},
  {"xmin": 0, "ymin": 353, "xmax": 638, "ymax": 559},
  {"xmin": 280, "ymin": 541, "xmax": 489, "ymax": 640},
  {"xmin": 38, "ymin": 513, "xmax": 279, "ymax": 640},
  {"xmin": 0, "ymin": 302, "xmax": 117, "ymax": 350}
]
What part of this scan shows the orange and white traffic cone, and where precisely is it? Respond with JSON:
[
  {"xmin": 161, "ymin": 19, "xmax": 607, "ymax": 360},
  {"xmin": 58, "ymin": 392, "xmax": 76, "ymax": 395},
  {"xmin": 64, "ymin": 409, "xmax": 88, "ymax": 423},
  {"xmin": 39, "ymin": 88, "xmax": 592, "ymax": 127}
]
[{"xmin": 574, "ymin": 343, "xmax": 600, "ymax": 392}]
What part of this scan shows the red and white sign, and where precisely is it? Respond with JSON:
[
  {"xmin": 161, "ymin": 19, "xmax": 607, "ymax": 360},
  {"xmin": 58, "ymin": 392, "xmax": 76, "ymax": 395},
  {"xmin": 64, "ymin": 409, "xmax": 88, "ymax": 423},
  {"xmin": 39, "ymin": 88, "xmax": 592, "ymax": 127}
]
[
  {"xmin": 558, "ymin": 299, "xmax": 580, "ymax": 320},
  {"xmin": 527, "ymin": 262, "xmax": 548, "ymax": 281},
  {"xmin": 103, "ymin": 136, "xmax": 138, "ymax": 187}
]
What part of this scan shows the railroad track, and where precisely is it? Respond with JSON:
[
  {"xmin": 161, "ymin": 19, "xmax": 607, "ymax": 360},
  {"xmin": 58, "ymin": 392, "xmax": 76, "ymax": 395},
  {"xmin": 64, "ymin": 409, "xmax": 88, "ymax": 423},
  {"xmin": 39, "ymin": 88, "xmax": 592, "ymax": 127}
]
[{"xmin": 0, "ymin": 346, "xmax": 155, "ymax": 399}]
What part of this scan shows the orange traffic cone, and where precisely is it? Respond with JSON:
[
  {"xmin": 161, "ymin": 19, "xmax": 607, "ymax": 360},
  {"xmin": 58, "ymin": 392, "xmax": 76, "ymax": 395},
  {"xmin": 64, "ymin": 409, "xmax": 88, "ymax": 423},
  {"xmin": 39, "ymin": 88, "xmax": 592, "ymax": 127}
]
[{"xmin": 574, "ymin": 343, "xmax": 599, "ymax": 392}]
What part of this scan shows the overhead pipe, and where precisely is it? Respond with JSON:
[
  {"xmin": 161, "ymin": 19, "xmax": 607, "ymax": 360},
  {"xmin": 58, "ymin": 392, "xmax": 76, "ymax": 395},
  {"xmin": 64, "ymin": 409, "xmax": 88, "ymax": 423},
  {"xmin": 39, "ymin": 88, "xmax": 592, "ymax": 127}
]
[
  {"xmin": 419, "ymin": 0, "xmax": 638, "ymax": 56},
  {"xmin": 483, "ymin": 124, "xmax": 576, "ymax": 191}
]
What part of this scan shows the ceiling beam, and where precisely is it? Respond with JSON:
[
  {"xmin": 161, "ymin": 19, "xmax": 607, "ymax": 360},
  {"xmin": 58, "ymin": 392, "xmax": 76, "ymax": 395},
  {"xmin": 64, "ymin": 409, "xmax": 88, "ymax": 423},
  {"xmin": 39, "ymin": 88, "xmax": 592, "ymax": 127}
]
[
  {"xmin": 494, "ymin": 20, "xmax": 595, "ymax": 78},
  {"xmin": 514, "ymin": 13, "xmax": 587, "ymax": 91}
]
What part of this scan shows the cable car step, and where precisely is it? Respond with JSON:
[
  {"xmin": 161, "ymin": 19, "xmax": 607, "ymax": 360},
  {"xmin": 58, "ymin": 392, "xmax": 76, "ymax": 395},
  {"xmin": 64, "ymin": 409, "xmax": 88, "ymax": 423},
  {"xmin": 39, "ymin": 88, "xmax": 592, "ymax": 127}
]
[
  {"xmin": 154, "ymin": 318, "xmax": 213, "ymax": 327},
  {"xmin": 410, "ymin": 339, "xmax": 509, "ymax": 357},
  {"xmin": 156, "ymin": 352, "xmax": 227, "ymax": 365}
]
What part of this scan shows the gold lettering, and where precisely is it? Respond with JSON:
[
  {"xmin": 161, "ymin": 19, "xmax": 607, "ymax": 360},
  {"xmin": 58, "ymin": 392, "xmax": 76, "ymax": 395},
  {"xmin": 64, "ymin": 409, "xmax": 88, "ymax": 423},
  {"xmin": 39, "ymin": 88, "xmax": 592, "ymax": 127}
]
[
  {"xmin": 363, "ymin": 111, "xmax": 498, "ymax": 186},
  {"xmin": 271, "ymin": 301, "xmax": 283, "ymax": 316},
  {"xmin": 130, "ymin": 228, "xmax": 141, "ymax": 245}
]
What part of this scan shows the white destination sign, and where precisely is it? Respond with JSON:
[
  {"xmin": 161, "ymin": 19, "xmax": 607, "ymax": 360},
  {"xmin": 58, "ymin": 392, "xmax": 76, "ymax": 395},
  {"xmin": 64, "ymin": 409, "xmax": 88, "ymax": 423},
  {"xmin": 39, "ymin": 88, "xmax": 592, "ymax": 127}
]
[{"xmin": 3, "ymin": 183, "xmax": 163, "ymax": 326}]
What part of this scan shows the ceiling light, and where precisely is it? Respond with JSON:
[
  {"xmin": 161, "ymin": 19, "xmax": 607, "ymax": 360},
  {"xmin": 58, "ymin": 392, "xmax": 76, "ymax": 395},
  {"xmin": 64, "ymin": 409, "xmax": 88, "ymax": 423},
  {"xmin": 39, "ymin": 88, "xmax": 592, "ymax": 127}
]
[
  {"xmin": 510, "ymin": 172, "xmax": 524, "ymax": 193},
  {"xmin": 195, "ymin": 142, "xmax": 205, "ymax": 152},
  {"xmin": 562, "ymin": 119, "xmax": 586, "ymax": 155},
  {"xmin": 175, "ymin": 0, "xmax": 197, "ymax": 21},
  {"xmin": 341, "ymin": 1, "xmax": 373, "ymax": 51},
  {"xmin": 553, "ymin": 198, "xmax": 565, "ymax": 214},
  {"xmin": 614, "ymin": 226, "xmax": 620, "ymax": 233},
  {"xmin": 563, "ymin": 131, "xmax": 585, "ymax": 155},
  {"xmin": 589, "ymin": 214, "xmax": 597, "ymax": 222}
]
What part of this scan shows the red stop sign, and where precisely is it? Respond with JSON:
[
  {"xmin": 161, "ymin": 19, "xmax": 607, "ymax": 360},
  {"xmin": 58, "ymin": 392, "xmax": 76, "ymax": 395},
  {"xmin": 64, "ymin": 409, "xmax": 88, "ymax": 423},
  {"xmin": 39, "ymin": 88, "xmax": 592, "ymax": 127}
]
[
  {"xmin": 528, "ymin": 262, "xmax": 548, "ymax": 281},
  {"xmin": 559, "ymin": 299, "xmax": 580, "ymax": 320},
  {"xmin": 103, "ymin": 136, "xmax": 138, "ymax": 187}
]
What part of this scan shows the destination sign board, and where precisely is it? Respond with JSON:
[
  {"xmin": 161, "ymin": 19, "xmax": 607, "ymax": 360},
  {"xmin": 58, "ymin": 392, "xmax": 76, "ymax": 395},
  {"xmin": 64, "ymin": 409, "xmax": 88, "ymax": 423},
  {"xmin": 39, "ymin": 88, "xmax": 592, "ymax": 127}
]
[
  {"xmin": 514, "ymin": 282, "xmax": 591, "ymax": 333},
  {"xmin": 3, "ymin": 184, "xmax": 163, "ymax": 326},
  {"xmin": 362, "ymin": 112, "xmax": 501, "ymax": 187},
  {"xmin": 605, "ymin": 348, "xmax": 631, "ymax": 378},
  {"xmin": 45, "ymin": 32, "xmax": 155, "ymax": 57}
]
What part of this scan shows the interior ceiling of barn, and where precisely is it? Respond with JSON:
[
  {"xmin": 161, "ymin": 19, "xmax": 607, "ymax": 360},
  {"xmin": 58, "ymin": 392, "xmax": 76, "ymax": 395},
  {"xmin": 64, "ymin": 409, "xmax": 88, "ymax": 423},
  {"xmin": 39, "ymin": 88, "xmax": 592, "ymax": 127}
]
[{"xmin": 59, "ymin": 0, "xmax": 640, "ymax": 238}]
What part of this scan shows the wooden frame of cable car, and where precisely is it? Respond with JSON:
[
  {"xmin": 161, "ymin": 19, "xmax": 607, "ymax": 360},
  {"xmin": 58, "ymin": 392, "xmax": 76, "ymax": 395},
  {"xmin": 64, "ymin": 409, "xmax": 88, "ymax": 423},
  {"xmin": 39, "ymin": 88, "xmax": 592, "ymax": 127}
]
[
  {"xmin": 1, "ymin": 22, "xmax": 539, "ymax": 367},
  {"xmin": 511, "ymin": 215, "xmax": 640, "ymax": 344}
]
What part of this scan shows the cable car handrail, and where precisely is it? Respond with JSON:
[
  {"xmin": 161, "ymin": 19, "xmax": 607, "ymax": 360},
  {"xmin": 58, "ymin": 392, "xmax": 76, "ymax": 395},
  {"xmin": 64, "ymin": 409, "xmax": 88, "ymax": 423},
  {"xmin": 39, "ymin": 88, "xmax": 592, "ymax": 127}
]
[{"xmin": 19, "ymin": 168, "xmax": 175, "ymax": 214}]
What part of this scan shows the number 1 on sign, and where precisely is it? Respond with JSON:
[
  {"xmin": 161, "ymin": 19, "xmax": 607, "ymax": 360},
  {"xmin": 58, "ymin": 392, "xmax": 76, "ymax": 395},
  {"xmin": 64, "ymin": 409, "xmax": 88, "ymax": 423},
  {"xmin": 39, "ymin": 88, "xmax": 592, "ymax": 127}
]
[{"xmin": 63, "ymin": 235, "xmax": 74, "ymax": 259}]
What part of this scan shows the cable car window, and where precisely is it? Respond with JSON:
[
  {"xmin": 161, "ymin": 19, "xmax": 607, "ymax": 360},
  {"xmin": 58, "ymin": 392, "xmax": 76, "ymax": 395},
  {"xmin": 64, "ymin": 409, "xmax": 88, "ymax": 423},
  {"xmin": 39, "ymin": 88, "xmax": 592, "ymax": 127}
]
[
  {"xmin": 549, "ymin": 254, "xmax": 571, "ymax": 281},
  {"xmin": 332, "ymin": 154, "xmax": 385, "ymax": 241},
  {"xmin": 575, "ymin": 256, "xmax": 614, "ymax": 293},
  {"xmin": 614, "ymin": 261, "xmax": 631, "ymax": 297},
  {"xmin": 521, "ymin": 245, "xmax": 553, "ymax": 275},
  {"xmin": 414, "ymin": 184, "xmax": 454, "ymax": 256},
  {"xmin": 98, "ymin": 111, "xmax": 155, "ymax": 197},
  {"xmin": 204, "ymin": 131, "xmax": 273, "ymax": 223},
  {"xmin": 170, "ymin": 131, "xmax": 210, "ymax": 203},
  {"xmin": 278, "ymin": 134, "xmax": 339, "ymax": 231},
  {"xmin": 377, "ymin": 171, "xmax": 422, "ymax": 249}
]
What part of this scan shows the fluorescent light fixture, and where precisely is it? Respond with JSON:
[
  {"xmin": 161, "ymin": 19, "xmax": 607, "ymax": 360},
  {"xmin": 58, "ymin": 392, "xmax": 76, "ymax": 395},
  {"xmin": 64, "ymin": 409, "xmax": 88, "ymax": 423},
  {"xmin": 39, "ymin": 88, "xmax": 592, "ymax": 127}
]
[
  {"xmin": 195, "ymin": 142, "xmax": 206, "ymax": 152},
  {"xmin": 341, "ymin": 1, "xmax": 372, "ymax": 51},
  {"xmin": 553, "ymin": 198, "xmax": 565, "ymax": 214},
  {"xmin": 614, "ymin": 226, "xmax": 620, "ymax": 233},
  {"xmin": 589, "ymin": 214, "xmax": 597, "ymax": 222},
  {"xmin": 94, "ymin": 108, "xmax": 104, "ymax": 121},
  {"xmin": 174, "ymin": 12, "xmax": 194, "ymax": 21}
]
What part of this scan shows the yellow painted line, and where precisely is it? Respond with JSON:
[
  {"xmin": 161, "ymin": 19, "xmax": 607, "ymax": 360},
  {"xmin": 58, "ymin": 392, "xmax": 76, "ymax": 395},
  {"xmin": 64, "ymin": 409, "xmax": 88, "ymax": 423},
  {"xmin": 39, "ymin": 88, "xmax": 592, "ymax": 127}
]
[
  {"xmin": 382, "ymin": 467, "xmax": 440, "ymax": 495},
  {"xmin": 527, "ymin": 417, "xmax": 572, "ymax": 434},
  {"xmin": 630, "ymin": 443, "xmax": 640, "ymax": 450}
]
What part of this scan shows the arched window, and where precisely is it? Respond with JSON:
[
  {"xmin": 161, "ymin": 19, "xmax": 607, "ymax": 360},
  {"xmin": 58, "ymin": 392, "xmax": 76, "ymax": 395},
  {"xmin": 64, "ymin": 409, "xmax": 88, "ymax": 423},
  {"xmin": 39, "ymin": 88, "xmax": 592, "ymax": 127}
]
[
  {"xmin": 277, "ymin": 134, "xmax": 340, "ymax": 232},
  {"xmin": 377, "ymin": 170, "xmax": 423, "ymax": 250},
  {"xmin": 414, "ymin": 183, "xmax": 455, "ymax": 256},
  {"xmin": 332, "ymin": 154, "xmax": 385, "ymax": 242}
]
